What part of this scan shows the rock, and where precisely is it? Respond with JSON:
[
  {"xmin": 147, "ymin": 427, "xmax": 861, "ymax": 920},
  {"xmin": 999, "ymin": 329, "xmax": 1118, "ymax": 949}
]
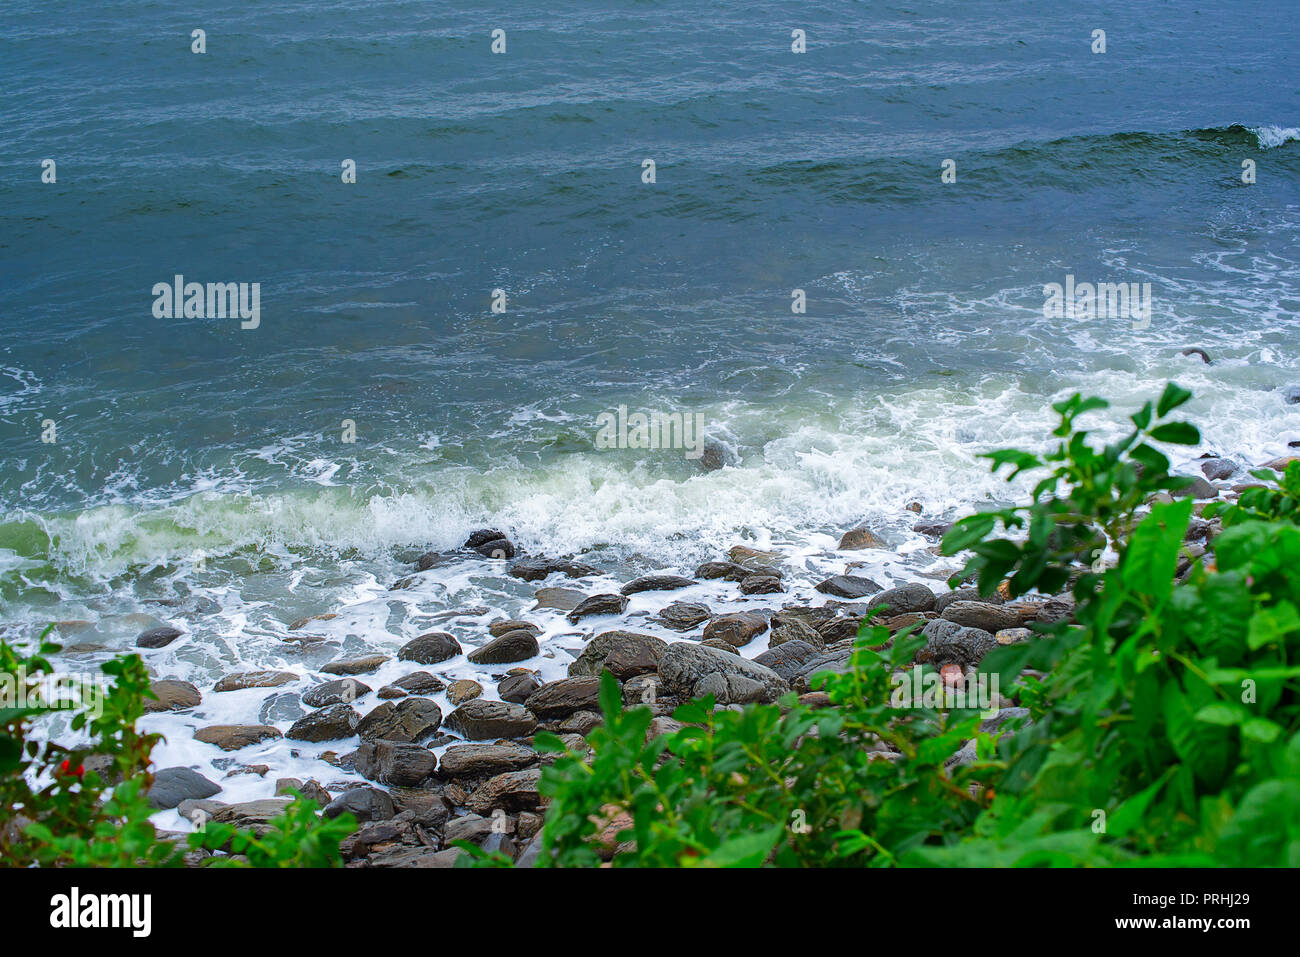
[
  {"xmin": 913, "ymin": 520, "xmax": 955, "ymax": 539},
  {"xmin": 275, "ymin": 778, "xmax": 330, "ymax": 804},
  {"xmin": 445, "ymin": 699, "xmax": 538, "ymax": 740},
  {"xmin": 472, "ymin": 537, "xmax": 515, "ymax": 559},
  {"xmin": 447, "ymin": 680, "xmax": 484, "ymax": 705},
  {"xmin": 568, "ymin": 631, "xmax": 667, "ymax": 679},
  {"xmin": 211, "ymin": 799, "xmax": 293, "ymax": 832},
  {"xmin": 838, "ymin": 526, "xmax": 885, "ymax": 550},
  {"xmin": 324, "ymin": 787, "xmax": 395, "ymax": 823},
  {"xmin": 136, "ymin": 626, "xmax": 183, "ymax": 649},
  {"xmin": 288, "ymin": 613, "xmax": 337, "ymax": 631},
  {"xmin": 940, "ymin": 600, "xmax": 1020, "ymax": 633},
  {"xmin": 866, "ymin": 583, "xmax": 937, "ymax": 615},
  {"xmin": 1035, "ymin": 597, "xmax": 1075, "ymax": 625},
  {"xmin": 488, "ymin": 620, "xmax": 541, "ymax": 638},
  {"xmin": 525, "ymin": 676, "xmax": 603, "ymax": 719},
  {"xmin": 303, "ymin": 678, "xmax": 372, "ymax": 708},
  {"xmin": 465, "ymin": 768, "xmax": 543, "ymax": 815},
  {"xmin": 147, "ymin": 767, "xmax": 221, "ymax": 809},
  {"xmin": 1172, "ymin": 476, "xmax": 1219, "ymax": 499},
  {"xmin": 980, "ymin": 707, "xmax": 1031, "ymax": 735},
  {"xmin": 702, "ymin": 612, "xmax": 769, "ymax": 647},
  {"xmin": 287, "ymin": 703, "xmax": 360, "ymax": 742},
  {"xmin": 566, "ymin": 593, "xmax": 629, "ymax": 623},
  {"xmin": 1261, "ymin": 456, "xmax": 1300, "ymax": 473},
  {"xmin": 653, "ymin": 601, "xmax": 713, "ymax": 631},
  {"xmin": 357, "ymin": 698, "xmax": 443, "ymax": 743},
  {"xmin": 177, "ymin": 798, "xmax": 226, "ymax": 825},
  {"xmin": 1201, "ymin": 458, "xmax": 1239, "ymax": 481},
  {"xmin": 815, "ymin": 575, "xmax": 882, "ymax": 599},
  {"xmin": 700, "ymin": 438, "xmax": 736, "ymax": 472},
  {"xmin": 397, "ymin": 632, "xmax": 462, "ymax": 664},
  {"xmin": 532, "ymin": 587, "xmax": 587, "ymax": 611},
  {"xmin": 727, "ymin": 546, "xmax": 782, "ymax": 569},
  {"xmin": 560, "ymin": 710, "xmax": 602, "ymax": 734},
  {"xmin": 788, "ymin": 646, "xmax": 853, "ymax": 693},
  {"xmin": 753, "ymin": 640, "xmax": 820, "ymax": 682},
  {"xmin": 193, "ymin": 725, "xmax": 282, "ymax": 751},
  {"xmin": 509, "ymin": 557, "xmax": 600, "ymax": 582},
  {"xmin": 657, "ymin": 642, "xmax": 788, "ymax": 703},
  {"xmin": 321, "ymin": 655, "xmax": 389, "ymax": 677},
  {"xmin": 620, "ymin": 575, "xmax": 695, "ymax": 596},
  {"xmin": 768, "ymin": 615, "xmax": 824, "ymax": 649},
  {"xmin": 144, "ymin": 679, "xmax": 202, "ymax": 713},
  {"xmin": 467, "ymin": 629, "xmax": 539, "ymax": 665},
  {"xmin": 352, "ymin": 740, "xmax": 437, "ymax": 786},
  {"xmin": 917, "ymin": 619, "xmax": 998, "ymax": 668},
  {"xmin": 414, "ymin": 551, "xmax": 449, "ymax": 572},
  {"xmin": 694, "ymin": 560, "xmax": 753, "ymax": 581},
  {"xmin": 391, "ymin": 671, "xmax": 445, "ymax": 695},
  {"xmin": 995, "ymin": 627, "xmax": 1034, "ymax": 645},
  {"xmin": 212, "ymin": 670, "xmax": 298, "ymax": 693},
  {"xmin": 1181, "ymin": 347, "xmax": 1212, "ymax": 364},
  {"xmin": 498, "ymin": 672, "xmax": 542, "ymax": 703},
  {"xmin": 740, "ymin": 574, "xmax": 784, "ymax": 595},
  {"xmin": 934, "ymin": 587, "xmax": 1001, "ymax": 614},
  {"xmin": 444, "ymin": 813, "xmax": 496, "ymax": 845},
  {"xmin": 439, "ymin": 743, "xmax": 538, "ymax": 779}
]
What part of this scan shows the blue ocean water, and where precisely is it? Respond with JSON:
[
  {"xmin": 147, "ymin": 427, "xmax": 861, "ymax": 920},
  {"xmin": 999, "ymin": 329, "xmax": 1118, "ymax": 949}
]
[{"xmin": 1, "ymin": 1, "xmax": 1298, "ymax": 663}]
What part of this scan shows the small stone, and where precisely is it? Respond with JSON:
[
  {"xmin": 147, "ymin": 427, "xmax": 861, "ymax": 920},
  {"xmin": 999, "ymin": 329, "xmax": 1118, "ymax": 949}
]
[
  {"xmin": 815, "ymin": 575, "xmax": 882, "ymax": 599},
  {"xmin": 467, "ymin": 629, "xmax": 539, "ymax": 665},
  {"xmin": 147, "ymin": 767, "xmax": 221, "ymax": 809},
  {"xmin": 445, "ymin": 699, "xmax": 538, "ymax": 740},
  {"xmin": 397, "ymin": 632, "xmax": 462, "ymax": 665},
  {"xmin": 702, "ymin": 612, "xmax": 769, "ymax": 647},
  {"xmin": 302, "ymin": 678, "xmax": 372, "ymax": 708},
  {"xmin": 212, "ymin": 671, "xmax": 297, "ymax": 693},
  {"xmin": 136, "ymin": 626, "xmax": 183, "ymax": 649},
  {"xmin": 324, "ymin": 787, "xmax": 395, "ymax": 823},
  {"xmin": 194, "ymin": 725, "xmax": 282, "ymax": 751},
  {"xmin": 498, "ymin": 672, "xmax": 542, "ymax": 703},
  {"xmin": 739, "ymin": 574, "xmax": 784, "ymax": 595},
  {"xmin": 488, "ymin": 620, "xmax": 541, "ymax": 637},
  {"xmin": 838, "ymin": 527, "xmax": 884, "ymax": 550},
  {"xmin": 321, "ymin": 655, "xmax": 389, "ymax": 677},
  {"xmin": 620, "ymin": 575, "xmax": 695, "ymax": 596},
  {"xmin": 566, "ymin": 593, "xmax": 629, "ymax": 623},
  {"xmin": 357, "ymin": 698, "xmax": 443, "ymax": 743},
  {"xmin": 727, "ymin": 545, "xmax": 782, "ymax": 569},
  {"xmin": 510, "ymin": 557, "xmax": 600, "ymax": 582},
  {"xmin": 447, "ymin": 679, "xmax": 484, "ymax": 705},
  {"xmin": 287, "ymin": 703, "xmax": 360, "ymax": 742},
  {"xmin": 532, "ymin": 587, "xmax": 587, "ymax": 611},
  {"xmin": 995, "ymin": 627, "xmax": 1033, "ymax": 645},
  {"xmin": 288, "ymin": 613, "xmax": 337, "ymax": 631},
  {"xmin": 652, "ymin": 601, "xmax": 712, "ymax": 631},
  {"xmin": 144, "ymin": 679, "xmax": 201, "ymax": 713}
]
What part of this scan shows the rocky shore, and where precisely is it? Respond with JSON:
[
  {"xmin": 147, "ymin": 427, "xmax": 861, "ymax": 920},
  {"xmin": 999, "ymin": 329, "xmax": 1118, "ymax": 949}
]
[{"xmin": 105, "ymin": 451, "xmax": 1295, "ymax": 866}]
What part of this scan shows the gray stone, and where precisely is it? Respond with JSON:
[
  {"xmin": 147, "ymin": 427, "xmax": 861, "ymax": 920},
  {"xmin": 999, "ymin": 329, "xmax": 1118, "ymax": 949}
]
[
  {"xmin": 324, "ymin": 787, "xmax": 395, "ymax": 823},
  {"xmin": 566, "ymin": 593, "xmax": 629, "ymax": 623},
  {"xmin": 620, "ymin": 575, "xmax": 695, "ymax": 596},
  {"xmin": 212, "ymin": 670, "xmax": 297, "ymax": 693},
  {"xmin": 525, "ymin": 676, "xmax": 603, "ymax": 719},
  {"xmin": 917, "ymin": 619, "xmax": 998, "ymax": 668},
  {"xmin": 866, "ymin": 583, "xmax": 937, "ymax": 615},
  {"xmin": 532, "ymin": 587, "xmax": 587, "ymax": 610},
  {"xmin": 445, "ymin": 698, "xmax": 538, "ymax": 740},
  {"xmin": 357, "ymin": 698, "xmax": 443, "ymax": 743},
  {"xmin": 815, "ymin": 575, "xmax": 882, "ymax": 599},
  {"xmin": 438, "ymin": 743, "xmax": 538, "ymax": 779},
  {"xmin": 498, "ymin": 672, "xmax": 541, "ymax": 703},
  {"xmin": 287, "ymin": 703, "xmax": 360, "ymax": 742},
  {"xmin": 136, "ymin": 626, "xmax": 183, "ymax": 649},
  {"xmin": 701, "ymin": 612, "xmax": 769, "ymax": 647},
  {"xmin": 467, "ymin": 629, "xmax": 539, "ymax": 665},
  {"xmin": 465, "ymin": 768, "xmax": 543, "ymax": 815},
  {"xmin": 652, "ymin": 601, "xmax": 713, "ymax": 631},
  {"xmin": 510, "ymin": 557, "xmax": 600, "ymax": 582},
  {"xmin": 753, "ymin": 640, "xmax": 820, "ymax": 682},
  {"xmin": 397, "ymin": 632, "xmax": 462, "ymax": 664},
  {"xmin": 147, "ymin": 767, "xmax": 221, "ymax": 809},
  {"xmin": 940, "ymin": 600, "xmax": 1019, "ymax": 633},
  {"xmin": 302, "ymin": 678, "xmax": 372, "ymax": 708},
  {"xmin": 352, "ymin": 739, "xmax": 437, "ymax": 786},
  {"xmin": 568, "ymin": 630, "xmax": 667, "ymax": 679},
  {"xmin": 144, "ymin": 679, "xmax": 201, "ymax": 713},
  {"xmin": 657, "ymin": 642, "xmax": 788, "ymax": 703},
  {"xmin": 321, "ymin": 654, "xmax": 389, "ymax": 676}
]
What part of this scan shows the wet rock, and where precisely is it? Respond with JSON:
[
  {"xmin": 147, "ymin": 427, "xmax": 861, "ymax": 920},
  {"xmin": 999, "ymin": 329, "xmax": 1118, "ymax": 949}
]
[
  {"xmin": 700, "ymin": 439, "xmax": 736, "ymax": 472},
  {"xmin": 568, "ymin": 630, "xmax": 667, "ymax": 679},
  {"xmin": 497, "ymin": 672, "xmax": 542, "ymax": 704},
  {"xmin": 815, "ymin": 575, "xmax": 882, "ymax": 599},
  {"xmin": 838, "ymin": 527, "xmax": 885, "ymax": 550},
  {"xmin": 933, "ymin": 587, "xmax": 1002, "ymax": 615},
  {"xmin": 303, "ymin": 678, "xmax": 372, "ymax": 708},
  {"xmin": 275, "ymin": 778, "xmax": 330, "ymax": 804},
  {"xmin": 467, "ymin": 629, "xmax": 539, "ymax": 665},
  {"xmin": 324, "ymin": 787, "xmax": 395, "ymax": 823},
  {"xmin": 357, "ymin": 698, "xmax": 443, "ymax": 743},
  {"xmin": 740, "ymin": 574, "xmax": 784, "ymax": 595},
  {"xmin": 657, "ymin": 642, "xmax": 788, "ymax": 703},
  {"xmin": 465, "ymin": 768, "xmax": 543, "ymax": 815},
  {"xmin": 1172, "ymin": 476, "xmax": 1220, "ymax": 499},
  {"xmin": 438, "ymin": 743, "xmax": 538, "ymax": 779},
  {"xmin": 488, "ymin": 620, "xmax": 541, "ymax": 638},
  {"xmin": 866, "ymin": 583, "xmax": 937, "ymax": 615},
  {"xmin": 768, "ymin": 615, "xmax": 824, "ymax": 649},
  {"xmin": 1034, "ymin": 596, "xmax": 1075, "ymax": 625},
  {"xmin": 702, "ymin": 612, "xmax": 769, "ymax": 647},
  {"xmin": 211, "ymin": 799, "xmax": 293, "ymax": 833},
  {"xmin": 694, "ymin": 560, "xmax": 753, "ymax": 581},
  {"xmin": 620, "ymin": 575, "xmax": 695, "ymax": 596},
  {"xmin": 289, "ymin": 613, "xmax": 337, "ymax": 631},
  {"xmin": 447, "ymin": 679, "xmax": 483, "ymax": 705},
  {"xmin": 213, "ymin": 670, "xmax": 298, "ymax": 693},
  {"xmin": 287, "ymin": 703, "xmax": 360, "ymax": 742},
  {"xmin": 727, "ymin": 545, "xmax": 782, "ymax": 569},
  {"xmin": 1200, "ymin": 458, "xmax": 1240, "ymax": 481},
  {"xmin": 995, "ymin": 627, "xmax": 1034, "ymax": 645},
  {"xmin": 532, "ymin": 587, "xmax": 587, "ymax": 611},
  {"xmin": 525, "ymin": 676, "xmax": 603, "ymax": 719},
  {"xmin": 980, "ymin": 707, "xmax": 1032, "ymax": 735},
  {"xmin": 397, "ymin": 632, "xmax": 462, "ymax": 665},
  {"xmin": 473, "ymin": 537, "xmax": 515, "ymax": 559},
  {"xmin": 352, "ymin": 740, "xmax": 437, "ymax": 786},
  {"xmin": 916, "ymin": 619, "xmax": 997, "ymax": 668},
  {"xmin": 194, "ymin": 725, "xmax": 283, "ymax": 751},
  {"xmin": 391, "ymin": 671, "xmax": 445, "ymax": 695},
  {"xmin": 413, "ymin": 551, "xmax": 451, "ymax": 572},
  {"xmin": 321, "ymin": 655, "xmax": 389, "ymax": 677},
  {"xmin": 144, "ymin": 679, "xmax": 201, "ymax": 713},
  {"xmin": 137, "ymin": 626, "xmax": 183, "ymax": 649},
  {"xmin": 465, "ymin": 528, "xmax": 507, "ymax": 548},
  {"xmin": 560, "ymin": 711, "xmax": 602, "ymax": 735},
  {"xmin": 913, "ymin": 520, "xmax": 954, "ymax": 539},
  {"xmin": 445, "ymin": 699, "xmax": 538, "ymax": 740},
  {"xmin": 147, "ymin": 767, "xmax": 221, "ymax": 809},
  {"xmin": 566, "ymin": 593, "xmax": 629, "ymax": 623},
  {"xmin": 940, "ymin": 600, "xmax": 1020, "ymax": 633},
  {"xmin": 177, "ymin": 798, "xmax": 225, "ymax": 825},
  {"xmin": 753, "ymin": 640, "xmax": 820, "ymax": 682},
  {"xmin": 510, "ymin": 557, "xmax": 600, "ymax": 582},
  {"xmin": 653, "ymin": 601, "xmax": 713, "ymax": 631},
  {"xmin": 1181, "ymin": 347, "xmax": 1212, "ymax": 364}
]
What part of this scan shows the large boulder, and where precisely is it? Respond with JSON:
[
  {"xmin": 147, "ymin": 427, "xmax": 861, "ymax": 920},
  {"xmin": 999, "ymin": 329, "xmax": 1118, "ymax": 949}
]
[
  {"xmin": 397, "ymin": 632, "xmax": 462, "ymax": 664},
  {"xmin": 445, "ymin": 699, "xmax": 538, "ymax": 740},
  {"xmin": 653, "ymin": 601, "xmax": 713, "ymax": 631},
  {"xmin": 815, "ymin": 576, "xmax": 882, "ymax": 599},
  {"xmin": 940, "ymin": 601, "xmax": 1019, "ymax": 633},
  {"xmin": 657, "ymin": 642, "xmax": 788, "ymax": 703},
  {"xmin": 510, "ymin": 557, "xmax": 600, "ymax": 582},
  {"xmin": 438, "ymin": 743, "xmax": 538, "ymax": 780},
  {"xmin": 525, "ymin": 677, "xmax": 603, "ymax": 719},
  {"xmin": 866, "ymin": 583, "xmax": 937, "ymax": 615},
  {"xmin": 136, "ymin": 626, "xmax": 183, "ymax": 649},
  {"xmin": 620, "ymin": 575, "xmax": 694, "ymax": 596},
  {"xmin": 357, "ymin": 698, "xmax": 442, "ymax": 743},
  {"xmin": 566, "ymin": 593, "xmax": 629, "ymax": 623},
  {"xmin": 465, "ymin": 768, "xmax": 543, "ymax": 815},
  {"xmin": 212, "ymin": 671, "xmax": 297, "ymax": 693},
  {"xmin": 568, "ymin": 631, "xmax": 667, "ymax": 678},
  {"xmin": 144, "ymin": 679, "xmax": 201, "ymax": 713},
  {"xmin": 147, "ymin": 767, "xmax": 221, "ymax": 809},
  {"xmin": 352, "ymin": 740, "xmax": 437, "ymax": 786},
  {"xmin": 753, "ymin": 640, "xmax": 821, "ymax": 682},
  {"xmin": 701, "ymin": 612, "xmax": 768, "ymax": 647},
  {"xmin": 467, "ymin": 629, "xmax": 539, "ymax": 665},
  {"xmin": 193, "ymin": 725, "xmax": 282, "ymax": 751},
  {"xmin": 287, "ymin": 703, "xmax": 360, "ymax": 742},
  {"xmin": 917, "ymin": 619, "xmax": 997, "ymax": 668}
]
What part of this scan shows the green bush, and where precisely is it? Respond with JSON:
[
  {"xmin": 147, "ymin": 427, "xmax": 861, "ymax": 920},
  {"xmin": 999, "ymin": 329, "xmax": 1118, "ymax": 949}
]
[
  {"xmin": 0, "ymin": 626, "xmax": 355, "ymax": 867},
  {"xmin": 517, "ymin": 384, "xmax": 1300, "ymax": 866}
]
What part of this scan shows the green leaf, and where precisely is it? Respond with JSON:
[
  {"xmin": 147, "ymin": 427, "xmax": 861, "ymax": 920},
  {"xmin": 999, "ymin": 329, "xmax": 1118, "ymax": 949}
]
[
  {"xmin": 1148, "ymin": 422, "xmax": 1200, "ymax": 445},
  {"xmin": 1246, "ymin": 601, "xmax": 1300, "ymax": 650},
  {"xmin": 1156, "ymin": 382, "xmax": 1193, "ymax": 417},
  {"xmin": 696, "ymin": 826, "xmax": 783, "ymax": 868}
]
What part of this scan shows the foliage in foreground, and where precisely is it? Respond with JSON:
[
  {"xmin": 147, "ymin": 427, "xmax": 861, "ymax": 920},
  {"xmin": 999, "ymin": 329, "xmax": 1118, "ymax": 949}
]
[
  {"xmin": 522, "ymin": 384, "xmax": 1300, "ymax": 866},
  {"xmin": 0, "ymin": 627, "xmax": 355, "ymax": 867}
]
